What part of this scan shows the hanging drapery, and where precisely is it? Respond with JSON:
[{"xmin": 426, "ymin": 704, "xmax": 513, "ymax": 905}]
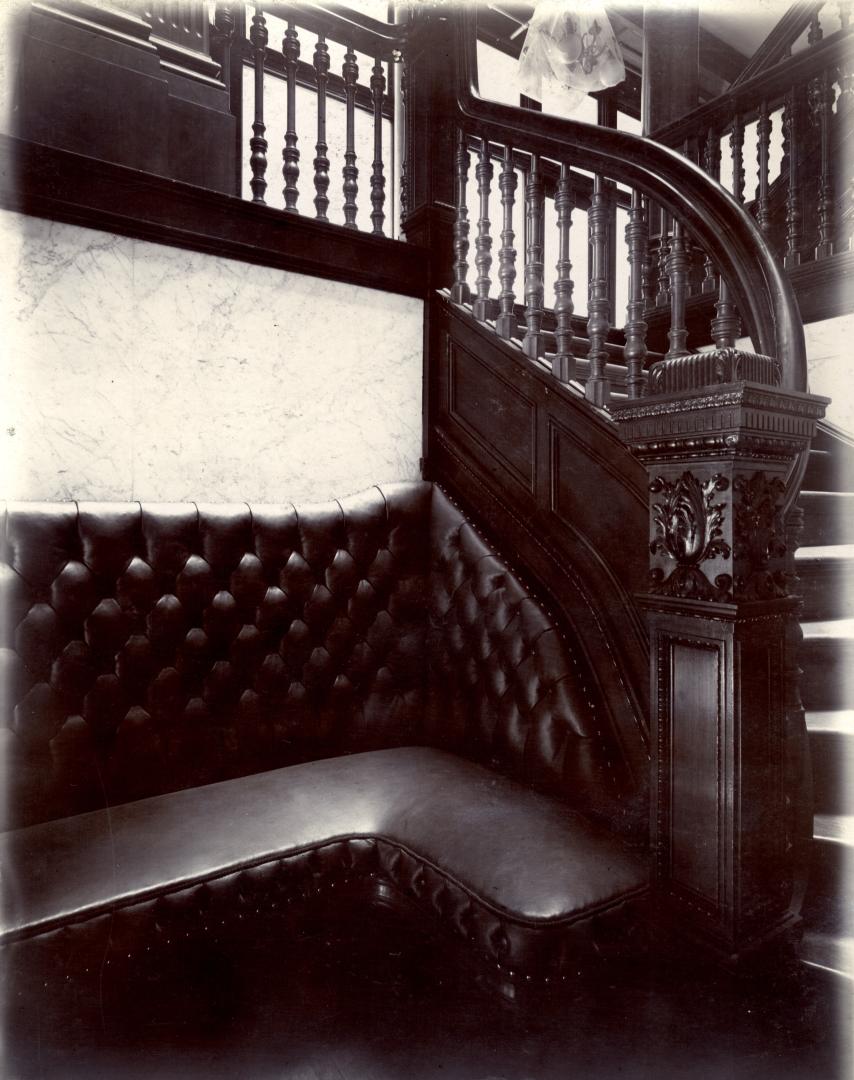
[{"xmin": 517, "ymin": 0, "xmax": 626, "ymax": 112}]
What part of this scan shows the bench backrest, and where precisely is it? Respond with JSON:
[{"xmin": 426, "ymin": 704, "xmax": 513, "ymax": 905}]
[{"xmin": 1, "ymin": 483, "xmax": 635, "ymax": 833}]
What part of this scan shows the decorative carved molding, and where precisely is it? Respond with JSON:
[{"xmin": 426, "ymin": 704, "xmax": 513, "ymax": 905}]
[
  {"xmin": 647, "ymin": 347, "xmax": 782, "ymax": 396},
  {"xmin": 733, "ymin": 471, "xmax": 789, "ymax": 599},
  {"xmin": 648, "ymin": 471, "xmax": 732, "ymax": 601}
]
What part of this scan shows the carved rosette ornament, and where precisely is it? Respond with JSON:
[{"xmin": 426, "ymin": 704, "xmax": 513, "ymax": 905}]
[{"xmin": 612, "ymin": 352, "xmax": 828, "ymax": 964}]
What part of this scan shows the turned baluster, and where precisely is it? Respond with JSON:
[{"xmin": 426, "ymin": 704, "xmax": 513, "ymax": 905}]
[
  {"xmin": 756, "ymin": 102, "xmax": 772, "ymax": 235},
  {"xmin": 553, "ymin": 162, "xmax": 575, "ymax": 382},
  {"xmin": 730, "ymin": 113, "xmax": 745, "ymax": 205},
  {"xmin": 472, "ymin": 134, "xmax": 494, "ymax": 321},
  {"xmin": 282, "ymin": 21, "xmax": 300, "ymax": 213},
  {"xmin": 838, "ymin": 2, "xmax": 854, "ymax": 116},
  {"xmin": 398, "ymin": 53, "xmax": 409, "ymax": 222},
  {"xmin": 641, "ymin": 196, "xmax": 655, "ymax": 311},
  {"xmin": 370, "ymin": 59, "xmax": 386, "ymax": 236},
  {"xmin": 656, "ymin": 215, "xmax": 670, "ymax": 309},
  {"xmin": 810, "ymin": 73, "xmax": 836, "ymax": 259},
  {"xmin": 624, "ymin": 189, "xmax": 648, "ymax": 399},
  {"xmin": 710, "ymin": 280, "xmax": 741, "ymax": 348},
  {"xmin": 342, "ymin": 46, "xmax": 359, "ymax": 229},
  {"xmin": 808, "ymin": 8, "xmax": 823, "ymax": 45},
  {"xmin": 211, "ymin": 4, "xmax": 236, "ymax": 99},
  {"xmin": 522, "ymin": 153, "xmax": 545, "ymax": 360},
  {"xmin": 313, "ymin": 36, "xmax": 330, "ymax": 222},
  {"xmin": 702, "ymin": 127, "xmax": 721, "ymax": 291},
  {"xmin": 714, "ymin": 121, "xmax": 743, "ymax": 348},
  {"xmin": 665, "ymin": 219, "xmax": 689, "ymax": 359},
  {"xmin": 248, "ymin": 5, "xmax": 268, "ymax": 205},
  {"xmin": 709, "ymin": 116, "xmax": 746, "ymax": 348},
  {"xmin": 450, "ymin": 129, "xmax": 471, "ymax": 304},
  {"xmin": 495, "ymin": 143, "xmax": 518, "ymax": 339},
  {"xmin": 586, "ymin": 174, "xmax": 610, "ymax": 406},
  {"xmin": 784, "ymin": 87, "xmax": 803, "ymax": 267}
]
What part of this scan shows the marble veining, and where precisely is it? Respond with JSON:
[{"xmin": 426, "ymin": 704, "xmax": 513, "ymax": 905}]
[{"xmin": 1, "ymin": 210, "xmax": 424, "ymax": 503}]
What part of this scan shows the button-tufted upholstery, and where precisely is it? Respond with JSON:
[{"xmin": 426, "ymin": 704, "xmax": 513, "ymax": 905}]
[
  {"xmin": 1, "ymin": 484, "xmax": 434, "ymax": 830},
  {"xmin": 1, "ymin": 483, "xmax": 646, "ymax": 985}
]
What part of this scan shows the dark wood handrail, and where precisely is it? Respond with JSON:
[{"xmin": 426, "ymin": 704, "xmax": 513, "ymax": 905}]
[
  {"xmin": 455, "ymin": 8, "xmax": 807, "ymax": 392},
  {"xmin": 264, "ymin": 0, "xmax": 406, "ymax": 58},
  {"xmin": 730, "ymin": 0, "xmax": 824, "ymax": 87},
  {"xmin": 653, "ymin": 27, "xmax": 852, "ymax": 146}
]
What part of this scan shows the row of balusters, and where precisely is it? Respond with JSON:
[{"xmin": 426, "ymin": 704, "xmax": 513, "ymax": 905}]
[
  {"xmin": 450, "ymin": 132, "xmax": 744, "ymax": 406},
  {"xmin": 246, "ymin": 5, "xmax": 392, "ymax": 234},
  {"xmin": 694, "ymin": 89, "xmax": 847, "ymax": 272},
  {"xmin": 452, "ymin": 54, "xmax": 850, "ymax": 407},
  {"xmin": 685, "ymin": 3, "xmax": 852, "ymax": 270}
]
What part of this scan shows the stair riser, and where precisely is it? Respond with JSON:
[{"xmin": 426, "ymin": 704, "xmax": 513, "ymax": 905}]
[
  {"xmin": 808, "ymin": 729, "xmax": 854, "ymax": 816},
  {"xmin": 801, "ymin": 836, "xmax": 853, "ymax": 938},
  {"xmin": 804, "ymin": 451, "xmax": 854, "ymax": 494},
  {"xmin": 796, "ymin": 563, "xmax": 854, "ymax": 620},
  {"xmin": 799, "ymin": 495, "xmax": 854, "ymax": 547},
  {"xmin": 799, "ymin": 639, "xmax": 854, "ymax": 712}
]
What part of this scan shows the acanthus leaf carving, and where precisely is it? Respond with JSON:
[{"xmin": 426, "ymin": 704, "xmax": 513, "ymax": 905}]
[
  {"xmin": 733, "ymin": 472, "xmax": 789, "ymax": 599},
  {"xmin": 648, "ymin": 471, "xmax": 732, "ymax": 602}
]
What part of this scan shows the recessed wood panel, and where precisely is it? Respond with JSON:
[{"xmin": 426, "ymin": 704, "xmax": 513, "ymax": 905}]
[
  {"xmin": 670, "ymin": 639, "xmax": 721, "ymax": 905},
  {"xmin": 738, "ymin": 637, "xmax": 787, "ymax": 921},
  {"xmin": 448, "ymin": 342, "xmax": 536, "ymax": 492},
  {"xmin": 549, "ymin": 418, "xmax": 648, "ymax": 587}
]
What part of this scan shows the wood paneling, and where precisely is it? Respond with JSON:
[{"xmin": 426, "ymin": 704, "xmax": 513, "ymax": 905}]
[
  {"xmin": 427, "ymin": 293, "xmax": 651, "ymax": 808},
  {"xmin": 448, "ymin": 342, "xmax": 535, "ymax": 493},
  {"xmin": 669, "ymin": 638, "xmax": 721, "ymax": 905}
]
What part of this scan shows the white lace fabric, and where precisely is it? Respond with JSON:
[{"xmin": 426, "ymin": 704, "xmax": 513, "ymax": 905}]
[{"xmin": 518, "ymin": 0, "xmax": 626, "ymax": 112}]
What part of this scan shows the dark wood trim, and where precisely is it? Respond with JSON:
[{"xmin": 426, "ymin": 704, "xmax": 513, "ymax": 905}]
[
  {"xmin": 787, "ymin": 249, "xmax": 854, "ymax": 324},
  {"xmin": 652, "ymin": 28, "xmax": 852, "ymax": 146},
  {"xmin": 697, "ymin": 27, "xmax": 749, "ymax": 86},
  {"xmin": 0, "ymin": 135, "xmax": 428, "ymax": 299},
  {"xmin": 730, "ymin": 0, "xmax": 824, "ymax": 88},
  {"xmin": 642, "ymin": 248, "xmax": 854, "ymax": 345},
  {"xmin": 426, "ymin": 293, "xmax": 652, "ymax": 798},
  {"xmin": 265, "ymin": 0, "xmax": 406, "ymax": 59}
]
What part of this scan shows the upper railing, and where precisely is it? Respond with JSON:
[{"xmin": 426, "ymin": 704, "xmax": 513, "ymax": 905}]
[
  {"xmin": 217, "ymin": 0, "xmax": 405, "ymax": 233},
  {"xmin": 653, "ymin": 2, "xmax": 853, "ymax": 277},
  {"xmin": 447, "ymin": 6, "xmax": 809, "ymax": 400}
]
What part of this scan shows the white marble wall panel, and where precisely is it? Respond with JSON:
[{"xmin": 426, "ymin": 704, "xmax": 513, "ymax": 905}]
[{"xmin": 1, "ymin": 210, "xmax": 424, "ymax": 503}]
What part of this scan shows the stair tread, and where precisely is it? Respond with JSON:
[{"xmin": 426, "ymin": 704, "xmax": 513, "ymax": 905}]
[
  {"xmin": 801, "ymin": 617, "xmax": 854, "ymax": 639},
  {"xmin": 800, "ymin": 932, "xmax": 854, "ymax": 980},
  {"xmin": 807, "ymin": 710, "xmax": 854, "ymax": 734},
  {"xmin": 797, "ymin": 544, "xmax": 854, "ymax": 561},
  {"xmin": 814, "ymin": 813, "xmax": 854, "ymax": 844}
]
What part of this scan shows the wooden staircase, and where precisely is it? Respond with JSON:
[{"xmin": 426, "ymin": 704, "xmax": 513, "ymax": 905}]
[
  {"xmin": 798, "ymin": 424, "xmax": 854, "ymax": 978},
  {"xmin": 442, "ymin": 286, "xmax": 852, "ymax": 977}
]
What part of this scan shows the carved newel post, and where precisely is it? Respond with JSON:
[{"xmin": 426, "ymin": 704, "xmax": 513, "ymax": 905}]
[{"xmin": 613, "ymin": 349, "xmax": 828, "ymax": 963}]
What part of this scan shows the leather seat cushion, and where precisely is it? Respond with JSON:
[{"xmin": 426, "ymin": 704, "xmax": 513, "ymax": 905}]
[{"xmin": 1, "ymin": 747, "xmax": 646, "ymax": 974}]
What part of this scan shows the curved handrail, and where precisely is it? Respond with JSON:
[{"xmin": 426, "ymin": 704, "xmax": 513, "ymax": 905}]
[{"xmin": 456, "ymin": 9, "xmax": 807, "ymax": 393}]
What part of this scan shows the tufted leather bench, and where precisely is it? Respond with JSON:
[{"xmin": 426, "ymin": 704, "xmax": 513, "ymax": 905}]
[{"xmin": 1, "ymin": 483, "xmax": 647, "ymax": 991}]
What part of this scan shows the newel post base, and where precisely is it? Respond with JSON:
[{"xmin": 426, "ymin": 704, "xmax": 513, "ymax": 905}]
[{"xmin": 613, "ymin": 356, "xmax": 828, "ymax": 964}]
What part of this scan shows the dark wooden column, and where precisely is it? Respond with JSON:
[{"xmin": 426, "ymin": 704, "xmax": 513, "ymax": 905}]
[
  {"xmin": 642, "ymin": 6, "xmax": 700, "ymax": 134},
  {"xmin": 399, "ymin": 7, "xmax": 456, "ymax": 287},
  {"xmin": 613, "ymin": 353, "xmax": 828, "ymax": 964},
  {"xmin": 12, "ymin": 0, "xmax": 237, "ymax": 194}
]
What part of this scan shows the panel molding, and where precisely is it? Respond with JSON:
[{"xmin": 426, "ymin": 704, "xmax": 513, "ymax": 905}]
[{"xmin": 0, "ymin": 135, "xmax": 429, "ymax": 299}]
